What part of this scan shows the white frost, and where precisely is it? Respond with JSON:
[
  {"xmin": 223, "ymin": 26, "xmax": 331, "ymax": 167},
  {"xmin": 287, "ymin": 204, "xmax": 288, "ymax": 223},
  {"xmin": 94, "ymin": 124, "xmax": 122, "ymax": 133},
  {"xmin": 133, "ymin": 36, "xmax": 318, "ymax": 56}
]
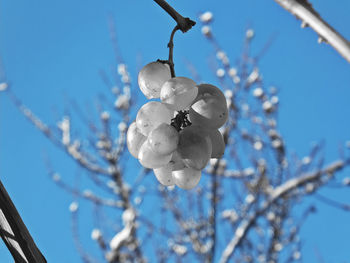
[
  {"xmin": 271, "ymin": 139, "xmax": 282, "ymax": 149},
  {"xmin": 221, "ymin": 209, "xmax": 238, "ymax": 222},
  {"xmin": 254, "ymin": 141, "xmax": 263, "ymax": 151},
  {"xmin": 57, "ymin": 116, "xmax": 70, "ymax": 145},
  {"xmin": 302, "ymin": 156, "xmax": 311, "ymax": 165},
  {"xmin": 117, "ymin": 64, "xmax": 127, "ymax": 75},
  {"xmin": 342, "ymin": 177, "xmax": 350, "ymax": 186},
  {"xmin": 101, "ymin": 111, "xmax": 110, "ymax": 121},
  {"xmin": 246, "ymin": 29, "xmax": 255, "ymax": 39},
  {"xmin": 224, "ymin": 90, "xmax": 233, "ymax": 99},
  {"xmin": 52, "ymin": 173, "xmax": 61, "ymax": 182},
  {"xmin": 216, "ymin": 68, "xmax": 225, "ymax": 78},
  {"xmin": 253, "ymin": 87, "xmax": 264, "ymax": 98},
  {"xmin": 262, "ymin": 100, "xmax": 273, "ymax": 112},
  {"xmin": 247, "ymin": 68, "xmax": 259, "ymax": 85},
  {"xmin": 229, "ymin": 68, "xmax": 237, "ymax": 77},
  {"xmin": 110, "ymin": 208, "xmax": 136, "ymax": 251},
  {"xmin": 201, "ymin": 26, "xmax": 212, "ymax": 37},
  {"xmin": 172, "ymin": 244, "xmax": 187, "ymax": 256},
  {"xmin": 69, "ymin": 202, "xmax": 79, "ymax": 212},
  {"xmin": 109, "ymin": 224, "xmax": 133, "ymax": 250},
  {"xmin": 243, "ymin": 167, "xmax": 255, "ymax": 177},
  {"xmin": 114, "ymin": 94, "xmax": 130, "ymax": 109},
  {"xmin": 245, "ymin": 194, "xmax": 255, "ymax": 204},
  {"xmin": 0, "ymin": 82, "xmax": 8, "ymax": 91},
  {"xmin": 270, "ymin": 95, "xmax": 279, "ymax": 104},
  {"xmin": 91, "ymin": 228, "xmax": 102, "ymax": 240},
  {"xmin": 118, "ymin": 122, "xmax": 127, "ymax": 132},
  {"xmin": 199, "ymin": 11, "xmax": 213, "ymax": 23},
  {"xmin": 122, "ymin": 207, "xmax": 136, "ymax": 224}
]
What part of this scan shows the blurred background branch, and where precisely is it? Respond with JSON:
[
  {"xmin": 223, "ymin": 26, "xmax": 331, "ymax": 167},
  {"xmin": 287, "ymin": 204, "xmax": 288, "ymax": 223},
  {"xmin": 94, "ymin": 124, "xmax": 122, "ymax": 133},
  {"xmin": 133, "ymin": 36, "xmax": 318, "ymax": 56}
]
[{"xmin": 274, "ymin": 0, "xmax": 350, "ymax": 62}]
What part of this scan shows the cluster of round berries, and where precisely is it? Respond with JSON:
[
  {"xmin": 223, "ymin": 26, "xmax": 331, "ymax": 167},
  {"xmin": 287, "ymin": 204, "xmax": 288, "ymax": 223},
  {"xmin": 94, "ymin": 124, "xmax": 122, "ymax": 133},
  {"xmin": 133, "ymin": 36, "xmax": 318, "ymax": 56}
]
[{"xmin": 127, "ymin": 61, "xmax": 228, "ymax": 189}]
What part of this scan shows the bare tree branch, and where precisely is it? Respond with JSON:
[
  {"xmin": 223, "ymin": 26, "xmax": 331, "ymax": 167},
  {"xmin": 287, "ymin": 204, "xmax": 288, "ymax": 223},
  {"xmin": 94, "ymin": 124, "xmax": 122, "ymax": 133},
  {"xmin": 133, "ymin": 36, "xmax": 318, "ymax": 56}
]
[
  {"xmin": 219, "ymin": 160, "xmax": 348, "ymax": 263},
  {"xmin": 153, "ymin": 0, "xmax": 196, "ymax": 33},
  {"xmin": 0, "ymin": 180, "xmax": 46, "ymax": 263},
  {"xmin": 274, "ymin": 0, "xmax": 350, "ymax": 62}
]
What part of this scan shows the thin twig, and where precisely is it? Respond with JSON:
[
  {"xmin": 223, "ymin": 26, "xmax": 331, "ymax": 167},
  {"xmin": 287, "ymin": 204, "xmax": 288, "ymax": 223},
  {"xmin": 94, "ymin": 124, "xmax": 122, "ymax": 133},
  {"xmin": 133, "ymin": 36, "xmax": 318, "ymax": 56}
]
[
  {"xmin": 153, "ymin": 0, "xmax": 195, "ymax": 78},
  {"xmin": 219, "ymin": 160, "xmax": 348, "ymax": 263},
  {"xmin": 274, "ymin": 0, "xmax": 350, "ymax": 62},
  {"xmin": 314, "ymin": 193, "xmax": 350, "ymax": 211},
  {"xmin": 207, "ymin": 161, "xmax": 220, "ymax": 263},
  {"xmin": 167, "ymin": 25, "xmax": 179, "ymax": 77}
]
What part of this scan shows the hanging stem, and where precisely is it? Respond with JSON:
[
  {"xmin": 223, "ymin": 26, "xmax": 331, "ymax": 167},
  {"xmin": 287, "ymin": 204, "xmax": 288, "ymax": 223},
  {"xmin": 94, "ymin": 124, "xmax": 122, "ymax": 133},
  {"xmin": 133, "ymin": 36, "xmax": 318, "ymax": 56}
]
[
  {"xmin": 167, "ymin": 25, "xmax": 179, "ymax": 78},
  {"xmin": 153, "ymin": 0, "xmax": 196, "ymax": 77}
]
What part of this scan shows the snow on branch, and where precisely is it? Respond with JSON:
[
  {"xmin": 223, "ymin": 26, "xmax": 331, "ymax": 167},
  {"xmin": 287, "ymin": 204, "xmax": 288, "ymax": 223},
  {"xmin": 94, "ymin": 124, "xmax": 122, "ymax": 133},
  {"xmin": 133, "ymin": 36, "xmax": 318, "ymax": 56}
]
[
  {"xmin": 106, "ymin": 208, "xmax": 142, "ymax": 262},
  {"xmin": 274, "ymin": 0, "xmax": 350, "ymax": 62},
  {"xmin": 219, "ymin": 159, "xmax": 348, "ymax": 263},
  {"xmin": 6, "ymin": 88, "xmax": 110, "ymax": 176}
]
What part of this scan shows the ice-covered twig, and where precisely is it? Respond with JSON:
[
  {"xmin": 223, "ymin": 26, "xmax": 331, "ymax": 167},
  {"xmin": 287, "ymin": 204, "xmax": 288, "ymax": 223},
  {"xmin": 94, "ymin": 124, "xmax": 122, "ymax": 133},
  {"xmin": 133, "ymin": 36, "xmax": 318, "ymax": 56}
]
[
  {"xmin": 219, "ymin": 159, "xmax": 348, "ymax": 263},
  {"xmin": 106, "ymin": 208, "xmax": 142, "ymax": 262},
  {"xmin": 70, "ymin": 202, "xmax": 99, "ymax": 263},
  {"xmin": 274, "ymin": 0, "xmax": 350, "ymax": 62},
  {"xmin": 207, "ymin": 159, "xmax": 221, "ymax": 262},
  {"xmin": 6, "ymin": 88, "xmax": 110, "ymax": 176}
]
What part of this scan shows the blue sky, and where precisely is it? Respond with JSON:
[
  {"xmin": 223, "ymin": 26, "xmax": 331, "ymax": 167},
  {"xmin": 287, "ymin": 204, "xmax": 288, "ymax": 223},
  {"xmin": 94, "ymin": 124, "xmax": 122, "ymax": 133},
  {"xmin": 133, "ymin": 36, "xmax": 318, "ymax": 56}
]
[{"xmin": 1, "ymin": 0, "xmax": 350, "ymax": 262}]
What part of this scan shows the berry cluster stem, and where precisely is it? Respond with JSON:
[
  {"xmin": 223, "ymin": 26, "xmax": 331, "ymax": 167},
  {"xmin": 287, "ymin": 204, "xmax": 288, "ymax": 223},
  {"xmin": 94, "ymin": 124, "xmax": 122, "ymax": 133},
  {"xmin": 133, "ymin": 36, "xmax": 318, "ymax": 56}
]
[
  {"xmin": 153, "ymin": 0, "xmax": 196, "ymax": 77},
  {"xmin": 171, "ymin": 110, "xmax": 191, "ymax": 132},
  {"xmin": 167, "ymin": 25, "xmax": 179, "ymax": 78}
]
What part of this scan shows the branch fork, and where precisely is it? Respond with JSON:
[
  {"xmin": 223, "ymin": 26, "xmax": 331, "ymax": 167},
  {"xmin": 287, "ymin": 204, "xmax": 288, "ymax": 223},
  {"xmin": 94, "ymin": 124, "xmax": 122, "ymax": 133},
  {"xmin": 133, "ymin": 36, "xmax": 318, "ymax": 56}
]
[
  {"xmin": 153, "ymin": 0, "xmax": 196, "ymax": 33},
  {"xmin": 153, "ymin": 0, "xmax": 196, "ymax": 77}
]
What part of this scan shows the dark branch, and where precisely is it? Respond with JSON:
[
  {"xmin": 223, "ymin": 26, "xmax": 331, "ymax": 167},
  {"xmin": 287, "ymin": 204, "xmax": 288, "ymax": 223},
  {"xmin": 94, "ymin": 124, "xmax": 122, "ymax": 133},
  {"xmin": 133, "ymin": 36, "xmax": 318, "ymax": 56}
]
[
  {"xmin": 0, "ymin": 180, "xmax": 46, "ymax": 263},
  {"xmin": 153, "ymin": 0, "xmax": 196, "ymax": 33}
]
